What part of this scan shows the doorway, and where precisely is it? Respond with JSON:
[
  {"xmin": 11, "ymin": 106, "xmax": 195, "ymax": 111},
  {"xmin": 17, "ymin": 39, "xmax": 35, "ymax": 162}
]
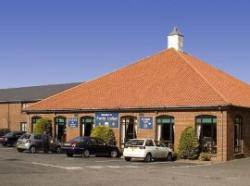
[
  {"xmin": 54, "ymin": 116, "xmax": 66, "ymax": 142},
  {"xmin": 121, "ymin": 116, "xmax": 137, "ymax": 147},
  {"xmin": 80, "ymin": 116, "xmax": 94, "ymax": 137},
  {"xmin": 156, "ymin": 116, "xmax": 175, "ymax": 148}
]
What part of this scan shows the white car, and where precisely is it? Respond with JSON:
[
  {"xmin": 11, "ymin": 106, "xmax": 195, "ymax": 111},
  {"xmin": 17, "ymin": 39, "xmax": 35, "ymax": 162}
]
[{"xmin": 123, "ymin": 138, "xmax": 174, "ymax": 162}]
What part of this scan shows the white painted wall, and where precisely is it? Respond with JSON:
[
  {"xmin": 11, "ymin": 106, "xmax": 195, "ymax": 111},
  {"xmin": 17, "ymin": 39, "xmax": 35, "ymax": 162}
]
[{"xmin": 168, "ymin": 34, "xmax": 184, "ymax": 51}]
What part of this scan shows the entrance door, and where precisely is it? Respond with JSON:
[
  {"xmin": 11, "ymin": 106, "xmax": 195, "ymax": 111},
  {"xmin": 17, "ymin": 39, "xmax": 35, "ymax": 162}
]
[
  {"xmin": 80, "ymin": 117, "xmax": 94, "ymax": 137},
  {"xmin": 121, "ymin": 116, "xmax": 137, "ymax": 147},
  {"xmin": 156, "ymin": 116, "xmax": 174, "ymax": 148},
  {"xmin": 54, "ymin": 116, "xmax": 66, "ymax": 142}
]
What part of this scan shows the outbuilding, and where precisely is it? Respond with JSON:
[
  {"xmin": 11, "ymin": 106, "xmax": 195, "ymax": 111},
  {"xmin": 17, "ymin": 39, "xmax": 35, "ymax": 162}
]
[{"xmin": 25, "ymin": 28, "xmax": 250, "ymax": 161}]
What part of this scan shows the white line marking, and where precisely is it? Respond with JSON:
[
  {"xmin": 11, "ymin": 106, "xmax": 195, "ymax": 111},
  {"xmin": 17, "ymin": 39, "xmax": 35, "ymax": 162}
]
[
  {"xmin": 31, "ymin": 162, "xmax": 82, "ymax": 170},
  {"xmin": 95, "ymin": 159, "xmax": 122, "ymax": 163},
  {"xmin": 85, "ymin": 166, "xmax": 103, "ymax": 169},
  {"xmin": 124, "ymin": 165, "xmax": 139, "ymax": 169},
  {"xmin": 106, "ymin": 165, "xmax": 121, "ymax": 169}
]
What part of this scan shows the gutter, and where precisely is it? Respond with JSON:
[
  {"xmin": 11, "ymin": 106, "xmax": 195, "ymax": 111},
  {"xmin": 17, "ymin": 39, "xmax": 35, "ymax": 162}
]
[
  {"xmin": 24, "ymin": 104, "xmax": 233, "ymax": 114},
  {"xmin": 0, "ymin": 100, "xmax": 41, "ymax": 104}
]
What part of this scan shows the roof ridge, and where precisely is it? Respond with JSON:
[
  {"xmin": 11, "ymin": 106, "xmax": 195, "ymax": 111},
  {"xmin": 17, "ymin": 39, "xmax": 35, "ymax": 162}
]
[
  {"xmin": 176, "ymin": 50, "xmax": 229, "ymax": 104},
  {"xmin": 0, "ymin": 82, "xmax": 80, "ymax": 91}
]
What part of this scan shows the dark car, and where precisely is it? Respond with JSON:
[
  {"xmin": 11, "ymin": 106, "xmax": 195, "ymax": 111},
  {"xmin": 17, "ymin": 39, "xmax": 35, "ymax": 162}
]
[
  {"xmin": 62, "ymin": 136, "xmax": 120, "ymax": 158},
  {"xmin": 0, "ymin": 129, "xmax": 10, "ymax": 144},
  {"xmin": 2, "ymin": 131, "xmax": 26, "ymax": 147},
  {"xmin": 16, "ymin": 133, "xmax": 62, "ymax": 153}
]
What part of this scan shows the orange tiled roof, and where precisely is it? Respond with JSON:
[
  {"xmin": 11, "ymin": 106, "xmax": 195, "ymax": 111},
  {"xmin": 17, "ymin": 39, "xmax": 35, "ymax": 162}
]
[{"xmin": 26, "ymin": 49, "xmax": 250, "ymax": 112}]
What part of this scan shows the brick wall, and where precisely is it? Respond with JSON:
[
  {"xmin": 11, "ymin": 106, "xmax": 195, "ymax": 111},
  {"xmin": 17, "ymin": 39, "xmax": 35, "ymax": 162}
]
[
  {"xmin": 0, "ymin": 103, "xmax": 32, "ymax": 131},
  {"xmin": 28, "ymin": 110, "xmax": 233, "ymax": 161}
]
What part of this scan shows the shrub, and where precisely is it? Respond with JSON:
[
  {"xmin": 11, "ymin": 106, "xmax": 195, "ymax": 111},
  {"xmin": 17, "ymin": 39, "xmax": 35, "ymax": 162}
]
[
  {"xmin": 199, "ymin": 153, "xmax": 212, "ymax": 161},
  {"xmin": 178, "ymin": 126, "xmax": 199, "ymax": 160},
  {"xmin": 90, "ymin": 125, "xmax": 115, "ymax": 145},
  {"xmin": 33, "ymin": 118, "xmax": 51, "ymax": 135}
]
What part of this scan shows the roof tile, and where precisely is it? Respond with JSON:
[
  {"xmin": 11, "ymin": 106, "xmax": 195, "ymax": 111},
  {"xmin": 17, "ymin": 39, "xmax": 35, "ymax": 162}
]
[{"xmin": 26, "ymin": 49, "xmax": 250, "ymax": 111}]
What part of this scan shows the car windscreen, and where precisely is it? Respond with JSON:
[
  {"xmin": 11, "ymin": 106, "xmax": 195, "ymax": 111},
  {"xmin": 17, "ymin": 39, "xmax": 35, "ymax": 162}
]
[
  {"xmin": 4, "ymin": 132, "xmax": 14, "ymax": 137},
  {"xmin": 19, "ymin": 134, "xmax": 31, "ymax": 139},
  {"xmin": 126, "ymin": 140, "xmax": 145, "ymax": 147}
]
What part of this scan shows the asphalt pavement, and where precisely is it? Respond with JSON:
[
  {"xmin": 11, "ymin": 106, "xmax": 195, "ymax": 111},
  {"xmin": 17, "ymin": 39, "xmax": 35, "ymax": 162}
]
[{"xmin": 0, "ymin": 146, "xmax": 250, "ymax": 186}]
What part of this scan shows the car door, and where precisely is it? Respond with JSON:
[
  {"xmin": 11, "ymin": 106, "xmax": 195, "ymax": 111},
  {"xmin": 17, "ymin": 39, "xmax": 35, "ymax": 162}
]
[
  {"xmin": 34, "ymin": 134, "xmax": 43, "ymax": 150},
  {"xmin": 158, "ymin": 142, "xmax": 168, "ymax": 158},
  {"xmin": 96, "ymin": 138, "xmax": 109, "ymax": 156},
  {"xmin": 145, "ymin": 139, "xmax": 158, "ymax": 158},
  {"xmin": 87, "ymin": 138, "xmax": 99, "ymax": 155}
]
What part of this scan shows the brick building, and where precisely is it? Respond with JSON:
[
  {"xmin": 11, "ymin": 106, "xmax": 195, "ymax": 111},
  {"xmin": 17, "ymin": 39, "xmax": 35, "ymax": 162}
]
[
  {"xmin": 25, "ymin": 28, "xmax": 250, "ymax": 161},
  {"xmin": 0, "ymin": 83, "xmax": 80, "ymax": 132}
]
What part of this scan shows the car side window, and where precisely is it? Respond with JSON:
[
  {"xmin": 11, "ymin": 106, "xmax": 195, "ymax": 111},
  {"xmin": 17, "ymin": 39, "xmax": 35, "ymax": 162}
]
[
  {"xmin": 88, "ymin": 139, "xmax": 97, "ymax": 145},
  {"xmin": 155, "ymin": 141, "xmax": 161, "ymax": 147},
  {"xmin": 160, "ymin": 142, "xmax": 166, "ymax": 147},
  {"xmin": 145, "ymin": 140, "xmax": 154, "ymax": 147},
  {"xmin": 34, "ymin": 135, "xmax": 41, "ymax": 140},
  {"xmin": 96, "ymin": 139, "xmax": 105, "ymax": 145}
]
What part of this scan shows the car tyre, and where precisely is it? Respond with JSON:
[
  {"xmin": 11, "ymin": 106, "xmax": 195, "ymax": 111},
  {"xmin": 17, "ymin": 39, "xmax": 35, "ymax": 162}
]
[
  {"xmin": 167, "ymin": 153, "xmax": 173, "ymax": 161},
  {"xmin": 144, "ymin": 153, "xmax": 152, "ymax": 163},
  {"xmin": 125, "ymin": 157, "xmax": 131, "ymax": 162},
  {"xmin": 82, "ymin": 149, "xmax": 90, "ymax": 158},
  {"xmin": 29, "ymin": 146, "xmax": 36, "ymax": 154},
  {"xmin": 110, "ymin": 149, "xmax": 118, "ymax": 158},
  {"xmin": 17, "ymin": 148, "xmax": 24, "ymax": 153}
]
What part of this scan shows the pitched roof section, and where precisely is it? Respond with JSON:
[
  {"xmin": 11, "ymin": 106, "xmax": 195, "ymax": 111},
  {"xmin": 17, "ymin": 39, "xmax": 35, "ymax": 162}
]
[
  {"xmin": 0, "ymin": 82, "xmax": 81, "ymax": 103},
  {"xmin": 26, "ymin": 49, "xmax": 250, "ymax": 112}
]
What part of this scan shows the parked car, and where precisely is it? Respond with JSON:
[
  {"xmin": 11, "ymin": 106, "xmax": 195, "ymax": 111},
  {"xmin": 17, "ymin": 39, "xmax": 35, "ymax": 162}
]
[
  {"xmin": 62, "ymin": 136, "xmax": 120, "ymax": 158},
  {"xmin": 0, "ymin": 129, "xmax": 10, "ymax": 144},
  {"xmin": 16, "ymin": 133, "xmax": 62, "ymax": 153},
  {"xmin": 1, "ymin": 131, "xmax": 26, "ymax": 147},
  {"xmin": 123, "ymin": 138, "xmax": 174, "ymax": 162}
]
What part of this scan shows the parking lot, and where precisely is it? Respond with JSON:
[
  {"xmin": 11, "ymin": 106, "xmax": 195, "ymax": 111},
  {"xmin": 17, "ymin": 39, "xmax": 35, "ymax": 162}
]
[{"xmin": 1, "ymin": 146, "xmax": 250, "ymax": 186}]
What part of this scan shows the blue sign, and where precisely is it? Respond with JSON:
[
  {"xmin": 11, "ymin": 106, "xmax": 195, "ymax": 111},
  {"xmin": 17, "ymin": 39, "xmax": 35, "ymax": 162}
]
[
  {"xmin": 140, "ymin": 117, "xmax": 153, "ymax": 129},
  {"xmin": 95, "ymin": 112, "xmax": 119, "ymax": 128},
  {"xmin": 68, "ymin": 118, "xmax": 78, "ymax": 128}
]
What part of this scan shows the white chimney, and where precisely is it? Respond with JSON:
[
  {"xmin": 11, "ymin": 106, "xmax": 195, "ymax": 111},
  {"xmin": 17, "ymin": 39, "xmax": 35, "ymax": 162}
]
[{"xmin": 167, "ymin": 27, "xmax": 184, "ymax": 51}]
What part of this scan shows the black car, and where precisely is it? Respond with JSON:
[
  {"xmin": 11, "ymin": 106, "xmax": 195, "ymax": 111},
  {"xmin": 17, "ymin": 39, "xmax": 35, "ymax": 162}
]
[
  {"xmin": 62, "ymin": 136, "xmax": 120, "ymax": 158},
  {"xmin": 2, "ymin": 131, "xmax": 26, "ymax": 147},
  {"xmin": 0, "ymin": 129, "xmax": 10, "ymax": 144}
]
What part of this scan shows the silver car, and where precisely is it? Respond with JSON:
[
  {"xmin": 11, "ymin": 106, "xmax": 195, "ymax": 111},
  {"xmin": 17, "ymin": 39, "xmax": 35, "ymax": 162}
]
[
  {"xmin": 16, "ymin": 133, "xmax": 62, "ymax": 153},
  {"xmin": 16, "ymin": 133, "xmax": 43, "ymax": 153}
]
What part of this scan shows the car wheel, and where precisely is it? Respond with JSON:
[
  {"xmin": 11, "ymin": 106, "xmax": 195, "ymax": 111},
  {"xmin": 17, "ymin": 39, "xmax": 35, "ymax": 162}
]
[
  {"xmin": 55, "ymin": 147, "xmax": 61, "ymax": 154},
  {"xmin": 125, "ymin": 157, "xmax": 131, "ymax": 162},
  {"xmin": 17, "ymin": 148, "xmax": 24, "ymax": 153},
  {"xmin": 110, "ymin": 149, "xmax": 118, "ymax": 158},
  {"xmin": 66, "ymin": 153, "xmax": 73, "ymax": 157},
  {"xmin": 144, "ymin": 153, "xmax": 152, "ymax": 163},
  {"xmin": 82, "ymin": 149, "xmax": 90, "ymax": 158},
  {"xmin": 29, "ymin": 146, "xmax": 36, "ymax": 154},
  {"xmin": 167, "ymin": 153, "xmax": 173, "ymax": 161}
]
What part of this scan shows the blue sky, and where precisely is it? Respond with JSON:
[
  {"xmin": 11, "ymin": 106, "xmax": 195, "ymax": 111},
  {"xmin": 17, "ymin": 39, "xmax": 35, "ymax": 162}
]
[{"xmin": 0, "ymin": 0, "xmax": 249, "ymax": 88}]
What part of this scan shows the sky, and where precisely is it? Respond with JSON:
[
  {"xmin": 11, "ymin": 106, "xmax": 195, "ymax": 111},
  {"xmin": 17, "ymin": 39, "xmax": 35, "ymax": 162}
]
[{"xmin": 0, "ymin": 0, "xmax": 250, "ymax": 88}]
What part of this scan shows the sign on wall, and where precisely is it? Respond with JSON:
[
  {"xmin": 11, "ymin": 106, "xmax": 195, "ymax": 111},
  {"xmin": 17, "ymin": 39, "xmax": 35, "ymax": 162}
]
[
  {"xmin": 68, "ymin": 118, "xmax": 78, "ymax": 128},
  {"xmin": 140, "ymin": 117, "xmax": 153, "ymax": 129},
  {"xmin": 95, "ymin": 112, "xmax": 119, "ymax": 128}
]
